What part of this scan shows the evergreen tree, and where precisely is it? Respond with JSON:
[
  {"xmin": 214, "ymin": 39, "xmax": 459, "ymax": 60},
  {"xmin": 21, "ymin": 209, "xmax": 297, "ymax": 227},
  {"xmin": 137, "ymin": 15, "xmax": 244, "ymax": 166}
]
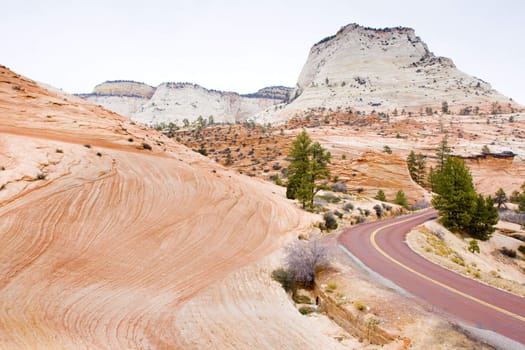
[
  {"xmin": 394, "ymin": 190, "xmax": 408, "ymax": 208},
  {"xmin": 466, "ymin": 195, "xmax": 498, "ymax": 240},
  {"xmin": 286, "ymin": 130, "xmax": 331, "ymax": 209},
  {"xmin": 494, "ymin": 188, "xmax": 507, "ymax": 209},
  {"xmin": 407, "ymin": 151, "xmax": 427, "ymax": 186},
  {"xmin": 407, "ymin": 151, "xmax": 417, "ymax": 181},
  {"xmin": 415, "ymin": 154, "xmax": 426, "ymax": 186},
  {"xmin": 435, "ymin": 136, "xmax": 451, "ymax": 171},
  {"xmin": 374, "ymin": 189, "xmax": 386, "ymax": 201},
  {"xmin": 428, "ymin": 166, "xmax": 436, "ymax": 192},
  {"xmin": 520, "ymin": 182, "xmax": 525, "ymax": 212},
  {"xmin": 432, "ymin": 157, "xmax": 476, "ymax": 232}
]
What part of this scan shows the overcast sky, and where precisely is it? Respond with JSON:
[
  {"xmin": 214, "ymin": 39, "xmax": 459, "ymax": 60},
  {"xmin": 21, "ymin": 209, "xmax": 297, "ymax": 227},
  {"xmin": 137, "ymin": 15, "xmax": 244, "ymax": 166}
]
[{"xmin": 3, "ymin": 0, "xmax": 524, "ymax": 104}]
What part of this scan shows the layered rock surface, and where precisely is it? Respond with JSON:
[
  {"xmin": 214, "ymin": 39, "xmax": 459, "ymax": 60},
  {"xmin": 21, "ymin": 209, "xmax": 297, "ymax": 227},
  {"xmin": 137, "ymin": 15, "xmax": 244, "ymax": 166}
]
[
  {"xmin": 79, "ymin": 81, "xmax": 290, "ymax": 125},
  {"xmin": 0, "ymin": 65, "xmax": 343, "ymax": 349},
  {"xmin": 256, "ymin": 24, "xmax": 522, "ymax": 123}
]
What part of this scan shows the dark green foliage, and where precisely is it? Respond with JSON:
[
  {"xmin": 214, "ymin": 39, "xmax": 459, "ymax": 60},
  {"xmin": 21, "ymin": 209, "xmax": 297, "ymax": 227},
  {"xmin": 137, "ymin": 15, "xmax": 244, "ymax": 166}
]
[
  {"xmin": 432, "ymin": 157, "xmax": 476, "ymax": 232},
  {"xmin": 468, "ymin": 239, "xmax": 480, "ymax": 254},
  {"xmin": 394, "ymin": 190, "xmax": 408, "ymax": 208},
  {"xmin": 432, "ymin": 157, "xmax": 498, "ymax": 240},
  {"xmin": 494, "ymin": 188, "xmax": 507, "ymax": 209},
  {"xmin": 383, "ymin": 145, "xmax": 392, "ymax": 154},
  {"xmin": 467, "ymin": 196, "xmax": 498, "ymax": 241},
  {"xmin": 286, "ymin": 130, "xmax": 331, "ymax": 209},
  {"xmin": 374, "ymin": 189, "xmax": 386, "ymax": 201},
  {"xmin": 142, "ymin": 143, "xmax": 152, "ymax": 150},
  {"xmin": 293, "ymin": 294, "xmax": 312, "ymax": 304},
  {"xmin": 441, "ymin": 101, "xmax": 449, "ymax": 114},
  {"xmin": 500, "ymin": 247, "xmax": 516, "ymax": 258},
  {"xmin": 323, "ymin": 212, "xmax": 338, "ymax": 230},
  {"xmin": 407, "ymin": 151, "xmax": 426, "ymax": 186},
  {"xmin": 517, "ymin": 245, "xmax": 525, "ymax": 255},
  {"xmin": 373, "ymin": 204, "xmax": 383, "ymax": 218},
  {"xmin": 435, "ymin": 137, "xmax": 451, "ymax": 171},
  {"xmin": 272, "ymin": 268, "xmax": 295, "ymax": 293}
]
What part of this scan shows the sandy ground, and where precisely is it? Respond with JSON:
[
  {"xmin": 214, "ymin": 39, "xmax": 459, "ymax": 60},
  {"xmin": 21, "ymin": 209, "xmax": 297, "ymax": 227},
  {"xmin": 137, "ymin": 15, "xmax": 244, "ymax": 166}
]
[{"xmin": 407, "ymin": 220, "xmax": 525, "ymax": 297}]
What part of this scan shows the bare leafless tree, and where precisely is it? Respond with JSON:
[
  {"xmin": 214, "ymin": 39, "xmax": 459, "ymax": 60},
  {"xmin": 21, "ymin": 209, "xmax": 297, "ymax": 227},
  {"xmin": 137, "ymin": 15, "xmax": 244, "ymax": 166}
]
[{"xmin": 284, "ymin": 239, "xmax": 329, "ymax": 289}]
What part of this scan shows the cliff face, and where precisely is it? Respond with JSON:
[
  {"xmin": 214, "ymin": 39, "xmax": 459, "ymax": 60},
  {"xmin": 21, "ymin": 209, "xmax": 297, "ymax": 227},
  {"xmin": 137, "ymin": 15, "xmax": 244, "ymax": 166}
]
[
  {"xmin": 79, "ymin": 81, "xmax": 290, "ymax": 125},
  {"xmin": 256, "ymin": 23, "xmax": 522, "ymax": 123}
]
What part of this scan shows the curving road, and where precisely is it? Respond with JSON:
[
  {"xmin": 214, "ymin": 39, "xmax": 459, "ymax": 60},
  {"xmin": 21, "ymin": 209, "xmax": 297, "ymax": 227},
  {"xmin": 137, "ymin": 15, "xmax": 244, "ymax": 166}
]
[{"xmin": 338, "ymin": 209, "xmax": 525, "ymax": 345}]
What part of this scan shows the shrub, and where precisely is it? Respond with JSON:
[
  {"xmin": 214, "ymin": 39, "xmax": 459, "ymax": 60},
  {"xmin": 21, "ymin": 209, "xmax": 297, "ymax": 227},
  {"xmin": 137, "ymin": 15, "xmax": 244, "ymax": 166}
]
[
  {"xmin": 55, "ymin": 149, "xmax": 63, "ymax": 153},
  {"xmin": 142, "ymin": 143, "xmax": 152, "ymax": 150},
  {"xmin": 518, "ymin": 245, "xmax": 525, "ymax": 255},
  {"xmin": 271, "ymin": 268, "xmax": 295, "ymax": 293},
  {"xmin": 373, "ymin": 204, "xmax": 383, "ymax": 218},
  {"xmin": 394, "ymin": 190, "xmax": 408, "ymax": 208},
  {"xmin": 334, "ymin": 210, "xmax": 343, "ymax": 219},
  {"xmin": 83, "ymin": 144, "xmax": 91, "ymax": 148},
  {"xmin": 363, "ymin": 209, "xmax": 371, "ymax": 217},
  {"xmin": 293, "ymin": 294, "xmax": 312, "ymax": 304},
  {"xmin": 356, "ymin": 216, "xmax": 365, "ymax": 224},
  {"xmin": 331, "ymin": 182, "xmax": 347, "ymax": 193},
  {"xmin": 284, "ymin": 239, "xmax": 329, "ymax": 289},
  {"xmin": 500, "ymin": 247, "xmax": 516, "ymax": 258},
  {"xmin": 298, "ymin": 306, "xmax": 316, "ymax": 315},
  {"xmin": 468, "ymin": 239, "xmax": 480, "ymax": 254},
  {"xmin": 374, "ymin": 189, "xmax": 386, "ymax": 201},
  {"xmin": 354, "ymin": 301, "xmax": 366, "ymax": 312},
  {"xmin": 36, "ymin": 173, "xmax": 46, "ymax": 180},
  {"xmin": 343, "ymin": 202, "xmax": 354, "ymax": 212},
  {"xmin": 317, "ymin": 193, "xmax": 341, "ymax": 203},
  {"xmin": 383, "ymin": 145, "xmax": 392, "ymax": 154},
  {"xmin": 326, "ymin": 281, "xmax": 337, "ymax": 293},
  {"xmin": 323, "ymin": 212, "xmax": 338, "ymax": 230}
]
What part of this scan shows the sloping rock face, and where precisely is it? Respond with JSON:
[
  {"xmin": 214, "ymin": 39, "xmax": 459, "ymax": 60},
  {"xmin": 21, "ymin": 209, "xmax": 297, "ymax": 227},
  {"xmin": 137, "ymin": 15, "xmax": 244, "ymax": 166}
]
[
  {"xmin": 256, "ymin": 23, "xmax": 522, "ymax": 123},
  {"xmin": 80, "ymin": 81, "xmax": 290, "ymax": 125},
  {"xmin": 0, "ymin": 65, "xmax": 344, "ymax": 349},
  {"xmin": 77, "ymin": 81, "xmax": 156, "ymax": 118}
]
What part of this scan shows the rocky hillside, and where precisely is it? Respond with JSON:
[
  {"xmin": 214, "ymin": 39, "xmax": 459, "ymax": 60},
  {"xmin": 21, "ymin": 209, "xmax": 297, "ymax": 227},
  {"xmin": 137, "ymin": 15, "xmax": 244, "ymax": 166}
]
[
  {"xmin": 79, "ymin": 81, "xmax": 290, "ymax": 125},
  {"xmin": 255, "ymin": 23, "xmax": 523, "ymax": 123},
  {"xmin": 0, "ymin": 65, "xmax": 351, "ymax": 349}
]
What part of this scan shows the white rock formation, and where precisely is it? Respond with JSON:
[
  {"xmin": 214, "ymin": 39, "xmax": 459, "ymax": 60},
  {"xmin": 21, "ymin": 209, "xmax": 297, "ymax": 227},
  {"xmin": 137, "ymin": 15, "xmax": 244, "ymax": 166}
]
[
  {"xmin": 255, "ymin": 23, "xmax": 522, "ymax": 123},
  {"xmin": 79, "ymin": 81, "xmax": 290, "ymax": 125}
]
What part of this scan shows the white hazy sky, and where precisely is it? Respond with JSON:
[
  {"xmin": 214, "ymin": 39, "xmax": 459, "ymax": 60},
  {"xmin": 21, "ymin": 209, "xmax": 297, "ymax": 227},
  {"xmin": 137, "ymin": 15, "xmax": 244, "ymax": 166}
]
[{"xmin": 3, "ymin": 0, "xmax": 524, "ymax": 104}]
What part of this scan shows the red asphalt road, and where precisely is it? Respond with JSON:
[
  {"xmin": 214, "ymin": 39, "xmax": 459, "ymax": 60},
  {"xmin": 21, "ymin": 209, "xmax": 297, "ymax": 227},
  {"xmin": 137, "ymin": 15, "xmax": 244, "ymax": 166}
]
[{"xmin": 338, "ymin": 209, "xmax": 525, "ymax": 345}]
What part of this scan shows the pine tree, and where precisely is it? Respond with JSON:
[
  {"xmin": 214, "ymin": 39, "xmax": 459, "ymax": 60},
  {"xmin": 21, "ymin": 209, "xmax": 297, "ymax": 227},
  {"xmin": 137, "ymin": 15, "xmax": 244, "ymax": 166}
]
[
  {"xmin": 466, "ymin": 195, "xmax": 498, "ymax": 240},
  {"xmin": 407, "ymin": 151, "xmax": 417, "ymax": 181},
  {"xmin": 374, "ymin": 189, "xmax": 386, "ymax": 201},
  {"xmin": 394, "ymin": 190, "xmax": 408, "ymax": 208},
  {"xmin": 436, "ymin": 136, "xmax": 451, "ymax": 171},
  {"xmin": 415, "ymin": 153, "xmax": 426, "ymax": 186},
  {"xmin": 286, "ymin": 130, "xmax": 331, "ymax": 209},
  {"xmin": 432, "ymin": 157, "xmax": 476, "ymax": 232}
]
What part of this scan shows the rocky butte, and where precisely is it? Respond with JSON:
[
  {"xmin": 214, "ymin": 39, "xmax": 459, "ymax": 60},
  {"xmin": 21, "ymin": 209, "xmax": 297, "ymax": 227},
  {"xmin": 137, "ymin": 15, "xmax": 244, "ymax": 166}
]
[
  {"xmin": 255, "ymin": 23, "xmax": 522, "ymax": 123},
  {"xmin": 78, "ymin": 81, "xmax": 291, "ymax": 125}
]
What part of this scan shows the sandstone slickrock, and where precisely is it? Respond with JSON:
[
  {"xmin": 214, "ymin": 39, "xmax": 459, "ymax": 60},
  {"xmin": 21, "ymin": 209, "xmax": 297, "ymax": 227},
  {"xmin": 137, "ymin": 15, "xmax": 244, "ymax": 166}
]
[
  {"xmin": 255, "ymin": 23, "xmax": 523, "ymax": 123},
  {"xmin": 0, "ymin": 65, "xmax": 350, "ymax": 349}
]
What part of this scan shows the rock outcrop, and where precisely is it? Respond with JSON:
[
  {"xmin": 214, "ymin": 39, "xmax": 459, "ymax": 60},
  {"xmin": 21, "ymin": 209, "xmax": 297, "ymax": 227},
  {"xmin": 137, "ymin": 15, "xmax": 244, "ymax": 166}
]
[
  {"xmin": 79, "ymin": 81, "xmax": 290, "ymax": 125},
  {"xmin": 255, "ymin": 23, "xmax": 522, "ymax": 123}
]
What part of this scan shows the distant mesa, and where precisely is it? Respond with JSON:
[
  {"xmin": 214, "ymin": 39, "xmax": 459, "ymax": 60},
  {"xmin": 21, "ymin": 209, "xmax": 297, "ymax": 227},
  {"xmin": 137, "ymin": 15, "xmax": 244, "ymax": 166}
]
[{"xmin": 78, "ymin": 81, "xmax": 290, "ymax": 125}]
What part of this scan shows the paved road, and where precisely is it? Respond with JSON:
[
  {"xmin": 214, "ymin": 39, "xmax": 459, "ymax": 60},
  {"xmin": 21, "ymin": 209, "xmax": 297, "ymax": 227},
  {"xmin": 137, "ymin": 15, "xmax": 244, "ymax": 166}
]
[{"xmin": 338, "ymin": 209, "xmax": 525, "ymax": 345}]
